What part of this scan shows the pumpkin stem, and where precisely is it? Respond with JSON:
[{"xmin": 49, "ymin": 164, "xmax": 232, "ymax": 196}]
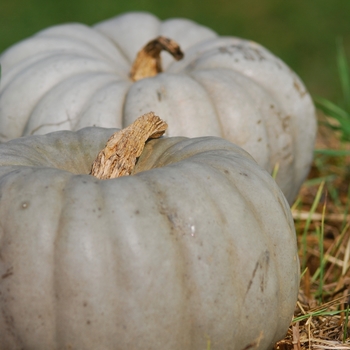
[
  {"xmin": 129, "ymin": 36, "xmax": 184, "ymax": 81},
  {"xmin": 90, "ymin": 112, "xmax": 168, "ymax": 179}
]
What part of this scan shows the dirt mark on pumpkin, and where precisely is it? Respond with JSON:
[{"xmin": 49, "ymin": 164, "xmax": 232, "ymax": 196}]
[
  {"xmin": 2, "ymin": 267, "xmax": 14, "ymax": 279},
  {"xmin": 245, "ymin": 250, "xmax": 270, "ymax": 297},
  {"xmin": 293, "ymin": 79, "xmax": 307, "ymax": 98},
  {"xmin": 240, "ymin": 331, "xmax": 264, "ymax": 350}
]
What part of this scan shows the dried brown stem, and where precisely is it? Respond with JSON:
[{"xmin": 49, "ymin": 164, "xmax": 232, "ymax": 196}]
[
  {"xmin": 130, "ymin": 36, "xmax": 184, "ymax": 81},
  {"xmin": 90, "ymin": 112, "xmax": 168, "ymax": 179}
]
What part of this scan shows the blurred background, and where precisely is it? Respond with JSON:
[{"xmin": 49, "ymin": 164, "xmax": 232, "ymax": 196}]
[{"xmin": 0, "ymin": 0, "xmax": 349, "ymax": 102}]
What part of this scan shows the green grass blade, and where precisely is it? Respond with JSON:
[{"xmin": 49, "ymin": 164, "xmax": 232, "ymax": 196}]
[
  {"xmin": 343, "ymin": 304, "xmax": 349, "ymax": 343},
  {"xmin": 337, "ymin": 38, "xmax": 350, "ymax": 112},
  {"xmin": 271, "ymin": 162, "xmax": 279, "ymax": 180},
  {"xmin": 317, "ymin": 197, "xmax": 326, "ymax": 302},
  {"xmin": 315, "ymin": 96, "xmax": 350, "ymax": 140},
  {"xmin": 315, "ymin": 96, "xmax": 350, "ymax": 120},
  {"xmin": 314, "ymin": 149, "xmax": 350, "ymax": 156},
  {"xmin": 293, "ymin": 308, "xmax": 344, "ymax": 323},
  {"xmin": 301, "ymin": 182, "xmax": 325, "ymax": 271},
  {"xmin": 303, "ymin": 174, "xmax": 337, "ymax": 186},
  {"xmin": 342, "ymin": 185, "xmax": 350, "ymax": 231}
]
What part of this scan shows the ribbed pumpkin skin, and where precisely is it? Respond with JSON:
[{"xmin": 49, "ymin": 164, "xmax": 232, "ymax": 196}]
[
  {"xmin": 0, "ymin": 12, "xmax": 316, "ymax": 204},
  {"xmin": 0, "ymin": 127, "xmax": 299, "ymax": 350}
]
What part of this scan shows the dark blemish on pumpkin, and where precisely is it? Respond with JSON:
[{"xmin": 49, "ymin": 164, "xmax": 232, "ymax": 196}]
[
  {"xmin": 224, "ymin": 170, "xmax": 229, "ymax": 175},
  {"xmin": 21, "ymin": 202, "xmax": 29, "ymax": 209},
  {"xmin": 257, "ymin": 120, "xmax": 262, "ymax": 124},
  {"xmin": 2, "ymin": 267, "xmax": 13, "ymax": 279},
  {"xmin": 198, "ymin": 256, "xmax": 201, "ymax": 260},
  {"xmin": 245, "ymin": 250, "xmax": 270, "ymax": 296},
  {"xmin": 270, "ymin": 104, "xmax": 274, "ymax": 109},
  {"xmin": 246, "ymin": 262, "xmax": 259, "ymax": 296},
  {"xmin": 135, "ymin": 210, "xmax": 140, "ymax": 215},
  {"xmin": 257, "ymin": 138, "xmax": 262, "ymax": 142},
  {"xmin": 93, "ymin": 209, "xmax": 96, "ymax": 213},
  {"xmin": 282, "ymin": 116, "xmax": 291, "ymax": 132},
  {"xmin": 283, "ymin": 153, "xmax": 292, "ymax": 161},
  {"xmin": 86, "ymin": 320, "xmax": 91, "ymax": 325},
  {"xmin": 259, "ymin": 251, "xmax": 270, "ymax": 293},
  {"xmin": 83, "ymin": 180, "xmax": 87, "ymax": 184},
  {"xmin": 2, "ymin": 309, "xmax": 16, "ymax": 341},
  {"xmin": 218, "ymin": 46, "xmax": 230, "ymax": 54},
  {"xmin": 98, "ymin": 207, "xmax": 101, "ymax": 211},
  {"xmin": 83, "ymin": 301, "xmax": 88, "ymax": 307},
  {"xmin": 240, "ymin": 341, "xmax": 259, "ymax": 350},
  {"xmin": 251, "ymin": 47, "xmax": 266, "ymax": 61},
  {"xmin": 232, "ymin": 45, "xmax": 257, "ymax": 61},
  {"xmin": 239, "ymin": 172, "xmax": 248, "ymax": 177},
  {"xmin": 293, "ymin": 80, "xmax": 307, "ymax": 98},
  {"xmin": 243, "ymin": 54, "xmax": 254, "ymax": 61}
]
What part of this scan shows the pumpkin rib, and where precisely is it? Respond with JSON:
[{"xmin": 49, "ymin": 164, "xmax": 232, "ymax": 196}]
[
  {"xmin": 123, "ymin": 73, "xmax": 223, "ymax": 138},
  {"xmin": 186, "ymin": 71, "xmax": 226, "ymax": 137},
  {"xmin": 189, "ymin": 68, "xmax": 272, "ymax": 168},
  {"xmin": 53, "ymin": 174, "xmax": 123, "ymax": 347},
  {"xmin": 194, "ymin": 152, "xmax": 296, "ymax": 345},
  {"xmin": 0, "ymin": 30, "xmax": 129, "ymax": 79},
  {"xmin": 190, "ymin": 67, "xmax": 299, "ymax": 188},
  {"xmin": 134, "ymin": 136, "xmax": 188, "ymax": 173},
  {"xmin": 38, "ymin": 23, "xmax": 129, "ymax": 67},
  {"xmin": 94, "ymin": 12, "xmax": 162, "ymax": 64},
  {"xmin": 74, "ymin": 79, "xmax": 132, "ymax": 131},
  {"xmin": 135, "ymin": 136, "xmax": 248, "ymax": 172},
  {"xmin": 131, "ymin": 173, "xmax": 199, "ymax": 347},
  {"xmin": 0, "ymin": 167, "xmax": 72, "ymax": 348},
  {"xmin": 24, "ymin": 73, "xmax": 129, "ymax": 137},
  {"xmin": 90, "ymin": 21, "xmax": 135, "ymax": 67},
  {"xmin": 0, "ymin": 54, "xmax": 120, "ymax": 141}
]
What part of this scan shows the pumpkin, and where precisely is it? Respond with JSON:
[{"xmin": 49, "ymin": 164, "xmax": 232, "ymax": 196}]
[
  {"xmin": 0, "ymin": 11, "xmax": 317, "ymax": 204},
  {"xmin": 0, "ymin": 125, "xmax": 299, "ymax": 350}
]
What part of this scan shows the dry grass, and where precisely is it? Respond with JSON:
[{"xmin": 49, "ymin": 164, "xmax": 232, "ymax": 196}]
[{"xmin": 274, "ymin": 117, "xmax": 350, "ymax": 350}]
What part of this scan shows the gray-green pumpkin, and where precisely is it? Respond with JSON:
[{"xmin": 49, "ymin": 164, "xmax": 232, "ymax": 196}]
[{"xmin": 0, "ymin": 127, "xmax": 299, "ymax": 350}]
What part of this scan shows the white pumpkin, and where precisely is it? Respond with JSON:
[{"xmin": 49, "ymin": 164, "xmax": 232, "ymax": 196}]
[
  {"xmin": 0, "ymin": 12, "xmax": 317, "ymax": 203},
  {"xmin": 0, "ymin": 126, "xmax": 299, "ymax": 350}
]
